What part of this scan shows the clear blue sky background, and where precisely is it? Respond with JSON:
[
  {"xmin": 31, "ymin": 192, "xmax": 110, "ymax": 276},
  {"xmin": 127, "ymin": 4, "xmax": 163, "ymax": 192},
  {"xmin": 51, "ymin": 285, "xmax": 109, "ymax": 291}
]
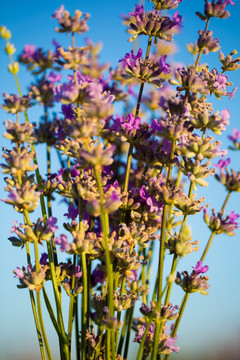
[{"xmin": 0, "ymin": 1, "xmax": 240, "ymax": 359}]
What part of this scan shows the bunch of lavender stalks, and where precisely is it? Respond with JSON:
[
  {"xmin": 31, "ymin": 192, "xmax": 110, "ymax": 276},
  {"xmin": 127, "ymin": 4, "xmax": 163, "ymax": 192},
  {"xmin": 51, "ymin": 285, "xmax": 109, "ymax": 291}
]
[{"xmin": 1, "ymin": 1, "xmax": 240, "ymax": 359}]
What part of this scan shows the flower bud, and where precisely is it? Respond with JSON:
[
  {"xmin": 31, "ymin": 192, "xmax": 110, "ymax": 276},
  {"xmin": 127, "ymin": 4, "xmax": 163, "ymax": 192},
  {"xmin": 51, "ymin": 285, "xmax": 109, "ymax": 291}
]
[
  {"xmin": 0, "ymin": 26, "xmax": 11, "ymax": 39},
  {"xmin": 5, "ymin": 42, "xmax": 16, "ymax": 55},
  {"xmin": 8, "ymin": 62, "xmax": 19, "ymax": 74}
]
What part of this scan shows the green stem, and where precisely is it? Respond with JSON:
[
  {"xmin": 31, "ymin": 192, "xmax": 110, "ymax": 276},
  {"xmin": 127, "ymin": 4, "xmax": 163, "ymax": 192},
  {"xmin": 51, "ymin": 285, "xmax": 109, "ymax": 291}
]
[
  {"xmin": 164, "ymin": 255, "xmax": 178, "ymax": 305},
  {"xmin": 94, "ymin": 167, "xmax": 114, "ymax": 358},
  {"xmin": 75, "ymin": 295, "xmax": 81, "ymax": 360},
  {"xmin": 117, "ymin": 309, "xmax": 129, "ymax": 355},
  {"xmin": 123, "ymin": 307, "xmax": 134, "ymax": 359},
  {"xmin": 42, "ymin": 286, "xmax": 63, "ymax": 340},
  {"xmin": 141, "ymin": 248, "xmax": 147, "ymax": 304},
  {"xmin": 221, "ymin": 191, "xmax": 231, "ymax": 212},
  {"xmin": 164, "ymin": 293, "xmax": 190, "ymax": 360},
  {"xmin": 136, "ymin": 287, "xmax": 166, "ymax": 360},
  {"xmin": 36, "ymin": 291, "xmax": 53, "ymax": 360},
  {"xmin": 123, "ymin": 36, "xmax": 153, "ymax": 194},
  {"xmin": 81, "ymin": 252, "xmax": 88, "ymax": 360}
]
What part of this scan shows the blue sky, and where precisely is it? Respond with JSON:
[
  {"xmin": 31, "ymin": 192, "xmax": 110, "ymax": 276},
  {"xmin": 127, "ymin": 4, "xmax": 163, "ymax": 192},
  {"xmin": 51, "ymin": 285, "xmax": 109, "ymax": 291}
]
[{"xmin": 0, "ymin": 1, "xmax": 240, "ymax": 359}]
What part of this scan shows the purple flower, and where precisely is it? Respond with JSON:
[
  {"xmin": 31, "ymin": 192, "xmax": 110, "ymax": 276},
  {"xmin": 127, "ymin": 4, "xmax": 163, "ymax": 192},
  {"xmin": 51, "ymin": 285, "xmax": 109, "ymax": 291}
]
[
  {"xmin": 52, "ymin": 5, "xmax": 65, "ymax": 19},
  {"xmin": 75, "ymin": 265, "xmax": 82, "ymax": 278},
  {"xmin": 10, "ymin": 220, "xmax": 18, "ymax": 233},
  {"xmin": 92, "ymin": 266, "xmax": 105, "ymax": 286},
  {"xmin": 129, "ymin": 4, "xmax": 144, "ymax": 18},
  {"xmin": 61, "ymin": 104, "xmax": 74, "ymax": 120},
  {"xmin": 227, "ymin": 86, "xmax": 238, "ymax": 100},
  {"xmin": 214, "ymin": 158, "xmax": 231, "ymax": 169},
  {"xmin": 221, "ymin": 109, "xmax": 230, "ymax": 125},
  {"xmin": 119, "ymin": 49, "xmax": 143, "ymax": 68},
  {"xmin": 14, "ymin": 267, "xmax": 24, "ymax": 279},
  {"xmin": 46, "ymin": 217, "xmax": 58, "ymax": 232},
  {"xmin": 150, "ymin": 118, "xmax": 162, "ymax": 132},
  {"xmin": 47, "ymin": 71, "xmax": 62, "ymax": 83},
  {"xmin": 54, "ymin": 234, "xmax": 71, "ymax": 252},
  {"xmin": 159, "ymin": 55, "xmax": 171, "ymax": 75},
  {"xmin": 173, "ymin": 11, "xmax": 182, "ymax": 26},
  {"xmin": 64, "ymin": 205, "xmax": 79, "ymax": 220},
  {"xmin": 228, "ymin": 211, "xmax": 240, "ymax": 226},
  {"xmin": 165, "ymin": 336, "xmax": 180, "ymax": 353},
  {"xmin": 20, "ymin": 44, "xmax": 36, "ymax": 60},
  {"xmin": 228, "ymin": 128, "xmax": 240, "ymax": 142},
  {"xmin": 213, "ymin": 74, "xmax": 228, "ymax": 90},
  {"xmin": 40, "ymin": 253, "xmax": 49, "ymax": 265},
  {"xmin": 192, "ymin": 261, "xmax": 209, "ymax": 275}
]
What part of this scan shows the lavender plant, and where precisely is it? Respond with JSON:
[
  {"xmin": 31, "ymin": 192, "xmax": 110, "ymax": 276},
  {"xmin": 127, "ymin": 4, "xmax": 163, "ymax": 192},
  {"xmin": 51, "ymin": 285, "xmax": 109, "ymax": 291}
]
[{"xmin": 1, "ymin": 1, "xmax": 240, "ymax": 359}]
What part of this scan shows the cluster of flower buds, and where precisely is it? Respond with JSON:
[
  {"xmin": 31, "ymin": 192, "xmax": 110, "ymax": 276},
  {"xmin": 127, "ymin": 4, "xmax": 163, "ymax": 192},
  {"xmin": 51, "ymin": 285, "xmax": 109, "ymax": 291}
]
[
  {"xmin": 2, "ymin": 93, "xmax": 32, "ymax": 114},
  {"xmin": 52, "ymin": 5, "xmax": 90, "ymax": 34},
  {"xmin": 214, "ymin": 159, "xmax": 240, "ymax": 192},
  {"xmin": 175, "ymin": 261, "xmax": 210, "ymax": 294},
  {"xmin": 196, "ymin": 0, "xmax": 236, "ymax": 21},
  {"xmin": 166, "ymin": 226, "xmax": 199, "ymax": 257},
  {"xmin": 9, "ymin": 217, "xmax": 57, "ymax": 247},
  {"xmin": 133, "ymin": 321, "xmax": 180, "ymax": 356},
  {"xmin": 119, "ymin": 49, "xmax": 170, "ymax": 87},
  {"xmin": 203, "ymin": 208, "xmax": 239, "ymax": 235},
  {"xmin": 127, "ymin": 4, "xmax": 182, "ymax": 42}
]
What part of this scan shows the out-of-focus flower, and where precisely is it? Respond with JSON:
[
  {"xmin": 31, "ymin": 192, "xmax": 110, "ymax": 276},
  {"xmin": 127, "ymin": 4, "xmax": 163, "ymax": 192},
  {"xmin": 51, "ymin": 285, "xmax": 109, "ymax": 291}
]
[
  {"xmin": 52, "ymin": 6, "xmax": 90, "ymax": 34},
  {"xmin": 203, "ymin": 208, "xmax": 239, "ymax": 235}
]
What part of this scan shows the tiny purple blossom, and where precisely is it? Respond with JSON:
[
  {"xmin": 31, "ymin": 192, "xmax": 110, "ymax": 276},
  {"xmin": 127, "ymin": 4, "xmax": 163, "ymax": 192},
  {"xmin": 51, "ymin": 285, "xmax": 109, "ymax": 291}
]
[
  {"xmin": 150, "ymin": 118, "xmax": 162, "ymax": 132},
  {"xmin": 227, "ymin": 86, "xmax": 238, "ymax": 100},
  {"xmin": 75, "ymin": 265, "xmax": 82, "ymax": 278},
  {"xmin": 64, "ymin": 205, "xmax": 79, "ymax": 220},
  {"xmin": 129, "ymin": 4, "xmax": 144, "ymax": 18},
  {"xmin": 228, "ymin": 128, "xmax": 240, "ymax": 141},
  {"xmin": 214, "ymin": 158, "xmax": 231, "ymax": 169},
  {"xmin": 21, "ymin": 44, "xmax": 36, "ymax": 59},
  {"xmin": 119, "ymin": 49, "xmax": 143, "ymax": 68},
  {"xmin": 10, "ymin": 220, "xmax": 18, "ymax": 233},
  {"xmin": 54, "ymin": 234, "xmax": 71, "ymax": 252},
  {"xmin": 14, "ymin": 267, "xmax": 24, "ymax": 279},
  {"xmin": 173, "ymin": 11, "xmax": 182, "ymax": 26},
  {"xmin": 165, "ymin": 336, "xmax": 180, "ymax": 353},
  {"xmin": 52, "ymin": 5, "xmax": 65, "ymax": 19},
  {"xmin": 221, "ymin": 109, "xmax": 230, "ymax": 126},
  {"xmin": 47, "ymin": 71, "xmax": 62, "ymax": 83},
  {"xmin": 40, "ymin": 253, "xmax": 49, "ymax": 265},
  {"xmin": 192, "ymin": 261, "xmax": 209, "ymax": 275},
  {"xmin": 159, "ymin": 55, "xmax": 171, "ymax": 75},
  {"xmin": 46, "ymin": 217, "xmax": 58, "ymax": 232},
  {"xmin": 228, "ymin": 211, "xmax": 240, "ymax": 226},
  {"xmin": 213, "ymin": 74, "xmax": 228, "ymax": 90}
]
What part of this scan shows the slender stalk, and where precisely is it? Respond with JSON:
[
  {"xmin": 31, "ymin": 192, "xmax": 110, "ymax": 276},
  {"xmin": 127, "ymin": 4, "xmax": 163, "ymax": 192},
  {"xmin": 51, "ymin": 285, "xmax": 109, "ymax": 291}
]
[
  {"xmin": 164, "ymin": 293, "xmax": 190, "ymax": 360},
  {"xmin": 164, "ymin": 255, "xmax": 178, "ymax": 305},
  {"xmin": 75, "ymin": 295, "xmax": 81, "ymax": 360},
  {"xmin": 29, "ymin": 290, "xmax": 46, "ymax": 360},
  {"xmin": 27, "ymin": 241, "xmax": 45, "ymax": 359},
  {"xmin": 117, "ymin": 309, "xmax": 129, "ymax": 355},
  {"xmin": 42, "ymin": 286, "xmax": 62, "ymax": 339},
  {"xmin": 36, "ymin": 291, "xmax": 53, "ymax": 360},
  {"xmin": 81, "ymin": 252, "xmax": 88, "ymax": 360},
  {"xmin": 123, "ymin": 35, "xmax": 153, "ymax": 194},
  {"xmin": 221, "ymin": 190, "xmax": 231, "ymax": 212},
  {"xmin": 123, "ymin": 306, "xmax": 134, "ymax": 359},
  {"xmin": 136, "ymin": 287, "xmax": 166, "ymax": 360},
  {"xmin": 94, "ymin": 167, "xmax": 114, "ymax": 358}
]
